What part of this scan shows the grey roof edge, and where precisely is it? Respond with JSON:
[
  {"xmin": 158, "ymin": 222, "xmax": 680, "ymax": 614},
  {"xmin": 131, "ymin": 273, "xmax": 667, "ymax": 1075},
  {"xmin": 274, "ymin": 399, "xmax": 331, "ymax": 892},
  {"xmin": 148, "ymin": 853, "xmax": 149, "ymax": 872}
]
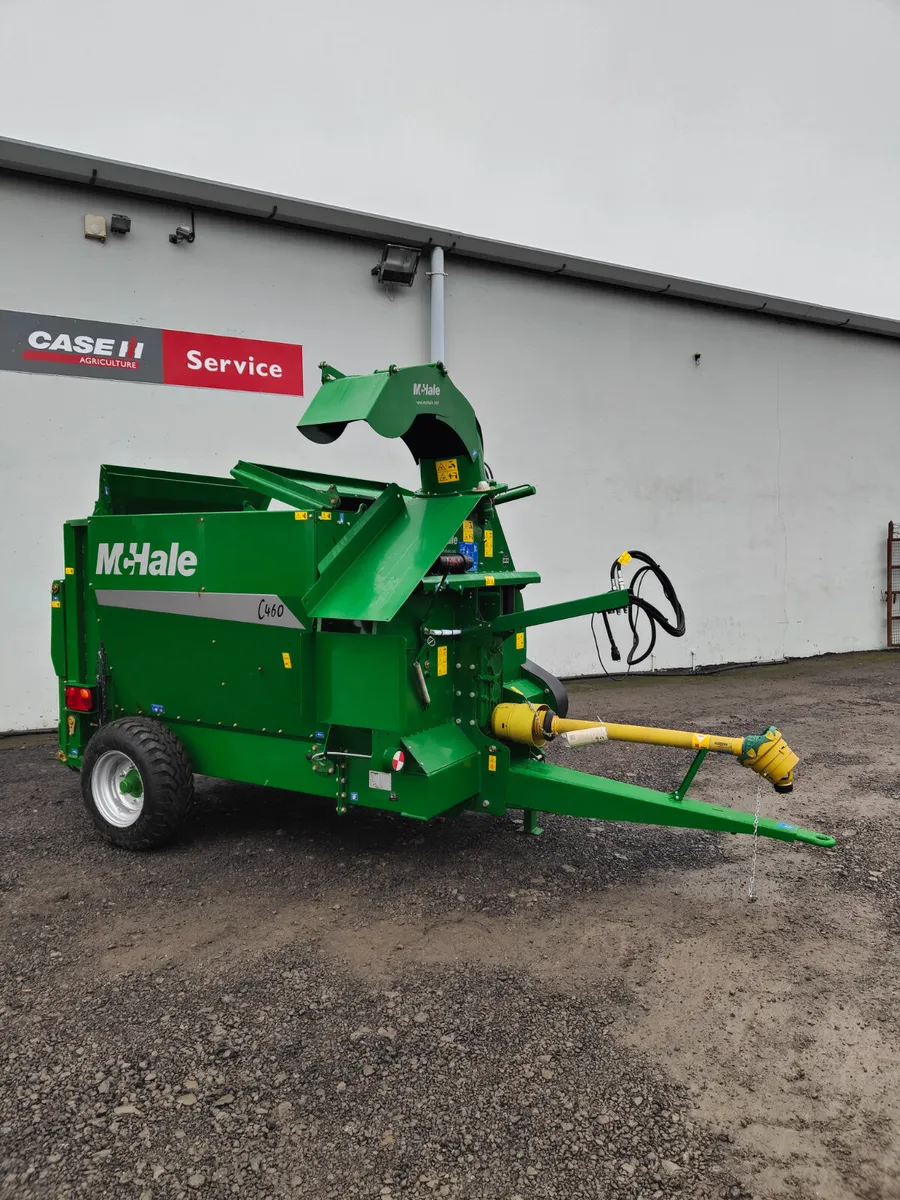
[{"xmin": 2, "ymin": 134, "xmax": 899, "ymax": 341}]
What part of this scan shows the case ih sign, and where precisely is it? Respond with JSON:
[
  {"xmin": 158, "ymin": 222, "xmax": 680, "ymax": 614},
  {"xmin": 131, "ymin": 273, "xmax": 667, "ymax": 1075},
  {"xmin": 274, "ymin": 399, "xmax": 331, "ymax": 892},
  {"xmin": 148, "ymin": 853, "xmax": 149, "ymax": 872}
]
[{"xmin": 0, "ymin": 309, "xmax": 303, "ymax": 396}]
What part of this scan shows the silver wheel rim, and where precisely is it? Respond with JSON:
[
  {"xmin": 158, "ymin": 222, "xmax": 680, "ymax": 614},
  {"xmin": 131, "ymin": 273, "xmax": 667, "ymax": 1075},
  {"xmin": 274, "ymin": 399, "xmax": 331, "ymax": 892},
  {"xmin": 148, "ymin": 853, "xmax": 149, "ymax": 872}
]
[{"xmin": 91, "ymin": 750, "xmax": 145, "ymax": 827}]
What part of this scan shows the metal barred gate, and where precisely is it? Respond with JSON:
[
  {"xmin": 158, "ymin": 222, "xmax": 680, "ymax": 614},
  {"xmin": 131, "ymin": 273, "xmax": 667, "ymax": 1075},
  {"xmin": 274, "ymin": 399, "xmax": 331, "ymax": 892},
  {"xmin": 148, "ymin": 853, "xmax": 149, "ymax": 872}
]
[{"xmin": 889, "ymin": 522, "xmax": 900, "ymax": 647}]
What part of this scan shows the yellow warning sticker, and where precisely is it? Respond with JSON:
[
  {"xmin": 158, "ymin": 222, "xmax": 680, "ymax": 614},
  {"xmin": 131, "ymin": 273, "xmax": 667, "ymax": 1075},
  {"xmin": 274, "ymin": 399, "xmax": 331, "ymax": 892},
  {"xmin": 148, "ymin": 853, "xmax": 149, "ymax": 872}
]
[
  {"xmin": 617, "ymin": 551, "xmax": 633, "ymax": 566},
  {"xmin": 488, "ymin": 755, "xmax": 497, "ymax": 773},
  {"xmin": 319, "ymin": 511, "xmax": 331, "ymax": 521},
  {"xmin": 515, "ymin": 632, "xmax": 525, "ymax": 650},
  {"xmin": 51, "ymin": 600, "xmax": 61, "ymax": 608},
  {"xmin": 67, "ymin": 715, "xmax": 76, "ymax": 736},
  {"xmin": 692, "ymin": 733, "xmax": 709, "ymax": 749},
  {"xmin": 484, "ymin": 529, "xmax": 493, "ymax": 558},
  {"xmin": 484, "ymin": 576, "xmax": 495, "ymax": 587},
  {"xmin": 462, "ymin": 519, "xmax": 474, "ymax": 543},
  {"xmin": 282, "ymin": 652, "xmax": 293, "ymax": 669},
  {"xmin": 437, "ymin": 646, "xmax": 448, "ymax": 676},
  {"xmin": 65, "ymin": 567, "xmax": 74, "ymax": 575},
  {"xmin": 294, "ymin": 511, "xmax": 309, "ymax": 520},
  {"xmin": 435, "ymin": 458, "xmax": 460, "ymax": 484}
]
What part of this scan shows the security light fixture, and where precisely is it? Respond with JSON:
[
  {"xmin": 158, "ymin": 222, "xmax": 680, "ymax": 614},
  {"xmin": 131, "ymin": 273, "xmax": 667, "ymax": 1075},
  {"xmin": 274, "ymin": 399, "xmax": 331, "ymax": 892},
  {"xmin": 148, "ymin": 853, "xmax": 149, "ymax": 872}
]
[
  {"xmin": 372, "ymin": 244, "xmax": 420, "ymax": 287},
  {"xmin": 84, "ymin": 214, "xmax": 107, "ymax": 242},
  {"xmin": 169, "ymin": 211, "xmax": 196, "ymax": 245},
  {"xmin": 110, "ymin": 213, "xmax": 131, "ymax": 235}
]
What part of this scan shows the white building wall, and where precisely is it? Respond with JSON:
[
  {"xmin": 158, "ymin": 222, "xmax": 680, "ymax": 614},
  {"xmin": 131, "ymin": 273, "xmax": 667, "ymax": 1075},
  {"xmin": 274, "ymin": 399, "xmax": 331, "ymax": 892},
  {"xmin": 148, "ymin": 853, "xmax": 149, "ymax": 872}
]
[
  {"xmin": 2, "ymin": 174, "xmax": 898, "ymax": 729},
  {"xmin": 452, "ymin": 265, "xmax": 898, "ymax": 676}
]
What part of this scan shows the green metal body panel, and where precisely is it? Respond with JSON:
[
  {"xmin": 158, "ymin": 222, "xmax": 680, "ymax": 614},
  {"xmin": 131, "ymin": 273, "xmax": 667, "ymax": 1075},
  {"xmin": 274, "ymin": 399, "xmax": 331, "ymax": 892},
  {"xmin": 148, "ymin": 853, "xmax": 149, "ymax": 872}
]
[
  {"xmin": 170, "ymin": 726, "xmax": 335, "ymax": 796},
  {"xmin": 95, "ymin": 464, "xmax": 266, "ymax": 515},
  {"xmin": 52, "ymin": 361, "xmax": 834, "ymax": 852},
  {"xmin": 100, "ymin": 607, "xmax": 311, "ymax": 732},
  {"xmin": 316, "ymin": 634, "xmax": 408, "ymax": 729},
  {"xmin": 308, "ymin": 490, "xmax": 478, "ymax": 621}
]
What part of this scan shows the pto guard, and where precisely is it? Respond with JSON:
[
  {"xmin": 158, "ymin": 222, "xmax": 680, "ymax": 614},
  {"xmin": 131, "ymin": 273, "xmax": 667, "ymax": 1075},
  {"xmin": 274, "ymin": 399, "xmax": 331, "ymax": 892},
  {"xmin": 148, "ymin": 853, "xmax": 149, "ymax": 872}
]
[{"xmin": 738, "ymin": 727, "xmax": 798, "ymax": 793}]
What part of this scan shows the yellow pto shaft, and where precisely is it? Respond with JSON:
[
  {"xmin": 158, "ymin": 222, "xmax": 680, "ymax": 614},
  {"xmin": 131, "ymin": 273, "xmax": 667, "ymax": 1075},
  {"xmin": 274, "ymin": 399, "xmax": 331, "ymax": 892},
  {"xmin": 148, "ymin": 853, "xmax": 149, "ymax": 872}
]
[
  {"xmin": 490, "ymin": 703, "xmax": 798, "ymax": 792},
  {"xmin": 554, "ymin": 717, "xmax": 743, "ymax": 755}
]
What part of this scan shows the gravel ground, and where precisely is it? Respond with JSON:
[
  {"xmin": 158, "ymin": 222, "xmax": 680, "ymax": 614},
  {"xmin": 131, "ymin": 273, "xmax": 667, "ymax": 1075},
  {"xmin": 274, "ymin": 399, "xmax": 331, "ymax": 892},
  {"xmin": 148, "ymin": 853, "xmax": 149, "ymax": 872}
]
[{"xmin": 1, "ymin": 652, "xmax": 899, "ymax": 1199}]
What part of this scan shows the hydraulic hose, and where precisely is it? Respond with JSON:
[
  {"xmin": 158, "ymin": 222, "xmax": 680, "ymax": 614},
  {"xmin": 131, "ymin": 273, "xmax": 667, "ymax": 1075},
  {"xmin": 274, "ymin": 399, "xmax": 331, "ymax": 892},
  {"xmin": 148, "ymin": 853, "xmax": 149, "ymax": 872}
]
[{"xmin": 601, "ymin": 550, "xmax": 686, "ymax": 667}]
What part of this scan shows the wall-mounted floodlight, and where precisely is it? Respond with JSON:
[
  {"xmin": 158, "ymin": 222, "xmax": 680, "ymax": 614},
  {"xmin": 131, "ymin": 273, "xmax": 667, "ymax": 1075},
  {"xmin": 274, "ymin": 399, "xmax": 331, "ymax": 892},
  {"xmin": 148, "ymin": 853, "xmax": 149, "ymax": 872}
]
[
  {"xmin": 84, "ymin": 214, "xmax": 107, "ymax": 242},
  {"xmin": 372, "ymin": 244, "xmax": 420, "ymax": 286}
]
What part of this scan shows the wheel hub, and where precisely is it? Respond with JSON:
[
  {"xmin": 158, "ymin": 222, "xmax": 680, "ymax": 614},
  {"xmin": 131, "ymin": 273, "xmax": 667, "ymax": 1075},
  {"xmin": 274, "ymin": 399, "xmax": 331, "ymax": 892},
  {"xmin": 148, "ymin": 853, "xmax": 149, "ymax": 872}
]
[{"xmin": 91, "ymin": 751, "xmax": 144, "ymax": 827}]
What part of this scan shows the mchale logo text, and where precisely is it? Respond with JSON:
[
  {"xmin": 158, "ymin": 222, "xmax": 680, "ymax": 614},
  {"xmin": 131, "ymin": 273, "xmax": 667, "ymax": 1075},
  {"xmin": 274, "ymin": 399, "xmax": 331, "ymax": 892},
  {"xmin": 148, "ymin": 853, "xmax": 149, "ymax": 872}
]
[{"xmin": 96, "ymin": 542, "xmax": 197, "ymax": 577}]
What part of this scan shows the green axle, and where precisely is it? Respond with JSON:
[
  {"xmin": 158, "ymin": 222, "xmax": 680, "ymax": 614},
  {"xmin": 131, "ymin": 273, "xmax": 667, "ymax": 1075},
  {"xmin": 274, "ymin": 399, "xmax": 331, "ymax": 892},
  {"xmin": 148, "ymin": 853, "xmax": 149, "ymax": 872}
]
[{"xmin": 50, "ymin": 361, "xmax": 835, "ymax": 855}]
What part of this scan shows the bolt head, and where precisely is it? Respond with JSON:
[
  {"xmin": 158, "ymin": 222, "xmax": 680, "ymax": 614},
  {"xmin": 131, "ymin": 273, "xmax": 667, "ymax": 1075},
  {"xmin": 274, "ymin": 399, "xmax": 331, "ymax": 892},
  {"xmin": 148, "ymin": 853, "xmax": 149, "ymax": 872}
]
[{"xmin": 482, "ymin": 799, "xmax": 490, "ymax": 808}]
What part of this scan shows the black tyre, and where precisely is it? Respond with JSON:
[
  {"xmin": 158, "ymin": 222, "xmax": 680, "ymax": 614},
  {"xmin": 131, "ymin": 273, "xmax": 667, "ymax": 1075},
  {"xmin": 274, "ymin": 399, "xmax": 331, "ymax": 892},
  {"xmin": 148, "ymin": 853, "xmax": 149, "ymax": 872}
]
[{"xmin": 80, "ymin": 717, "xmax": 194, "ymax": 850}]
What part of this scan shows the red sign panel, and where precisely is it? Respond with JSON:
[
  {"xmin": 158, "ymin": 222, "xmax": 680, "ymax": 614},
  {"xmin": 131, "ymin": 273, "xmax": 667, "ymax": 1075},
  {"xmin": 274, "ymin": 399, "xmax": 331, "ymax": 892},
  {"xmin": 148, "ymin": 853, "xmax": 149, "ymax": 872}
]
[{"xmin": 161, "ymin": 328, "xmax": 303, "ymax": 395}]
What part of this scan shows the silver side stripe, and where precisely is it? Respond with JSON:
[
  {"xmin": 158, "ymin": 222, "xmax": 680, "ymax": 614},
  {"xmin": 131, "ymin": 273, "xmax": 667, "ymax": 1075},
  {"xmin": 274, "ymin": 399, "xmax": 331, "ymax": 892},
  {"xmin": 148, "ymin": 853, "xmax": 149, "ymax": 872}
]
[{"xmin": 95, "ymin": 590, "xmax": 305, "ymax": 629}]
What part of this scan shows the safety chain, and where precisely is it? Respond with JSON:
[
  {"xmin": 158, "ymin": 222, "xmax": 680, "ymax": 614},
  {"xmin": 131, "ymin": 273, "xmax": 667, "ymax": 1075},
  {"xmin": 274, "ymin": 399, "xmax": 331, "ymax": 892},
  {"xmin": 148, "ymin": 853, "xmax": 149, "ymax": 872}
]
[{"xmin": 748, "ymin": 775, "xmax": 762, "ymax": 902}]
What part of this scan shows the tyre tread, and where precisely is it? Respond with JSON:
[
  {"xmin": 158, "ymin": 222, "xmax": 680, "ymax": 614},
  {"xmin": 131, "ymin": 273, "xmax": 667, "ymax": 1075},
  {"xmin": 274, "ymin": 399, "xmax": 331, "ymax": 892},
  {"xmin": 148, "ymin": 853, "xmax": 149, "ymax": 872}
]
[{"xmin": 80, "ymin": 717, "xmax": 194, "ymax": 851}]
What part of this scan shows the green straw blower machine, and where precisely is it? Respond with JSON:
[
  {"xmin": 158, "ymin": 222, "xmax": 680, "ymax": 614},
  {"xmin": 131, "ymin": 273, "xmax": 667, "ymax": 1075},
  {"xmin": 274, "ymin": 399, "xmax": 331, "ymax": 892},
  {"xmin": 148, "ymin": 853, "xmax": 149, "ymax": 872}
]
[{"xmin": 51, "ymin": 362, "xmax": 834, "ymax": 853}]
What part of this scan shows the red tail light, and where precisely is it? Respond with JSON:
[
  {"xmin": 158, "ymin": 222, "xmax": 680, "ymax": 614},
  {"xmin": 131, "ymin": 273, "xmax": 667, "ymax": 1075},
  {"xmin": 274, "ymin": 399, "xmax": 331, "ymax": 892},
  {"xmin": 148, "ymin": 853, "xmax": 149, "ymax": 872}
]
[{"xmin": 65, "ymin": 686, "xmax": 95, "ymax": 712}]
